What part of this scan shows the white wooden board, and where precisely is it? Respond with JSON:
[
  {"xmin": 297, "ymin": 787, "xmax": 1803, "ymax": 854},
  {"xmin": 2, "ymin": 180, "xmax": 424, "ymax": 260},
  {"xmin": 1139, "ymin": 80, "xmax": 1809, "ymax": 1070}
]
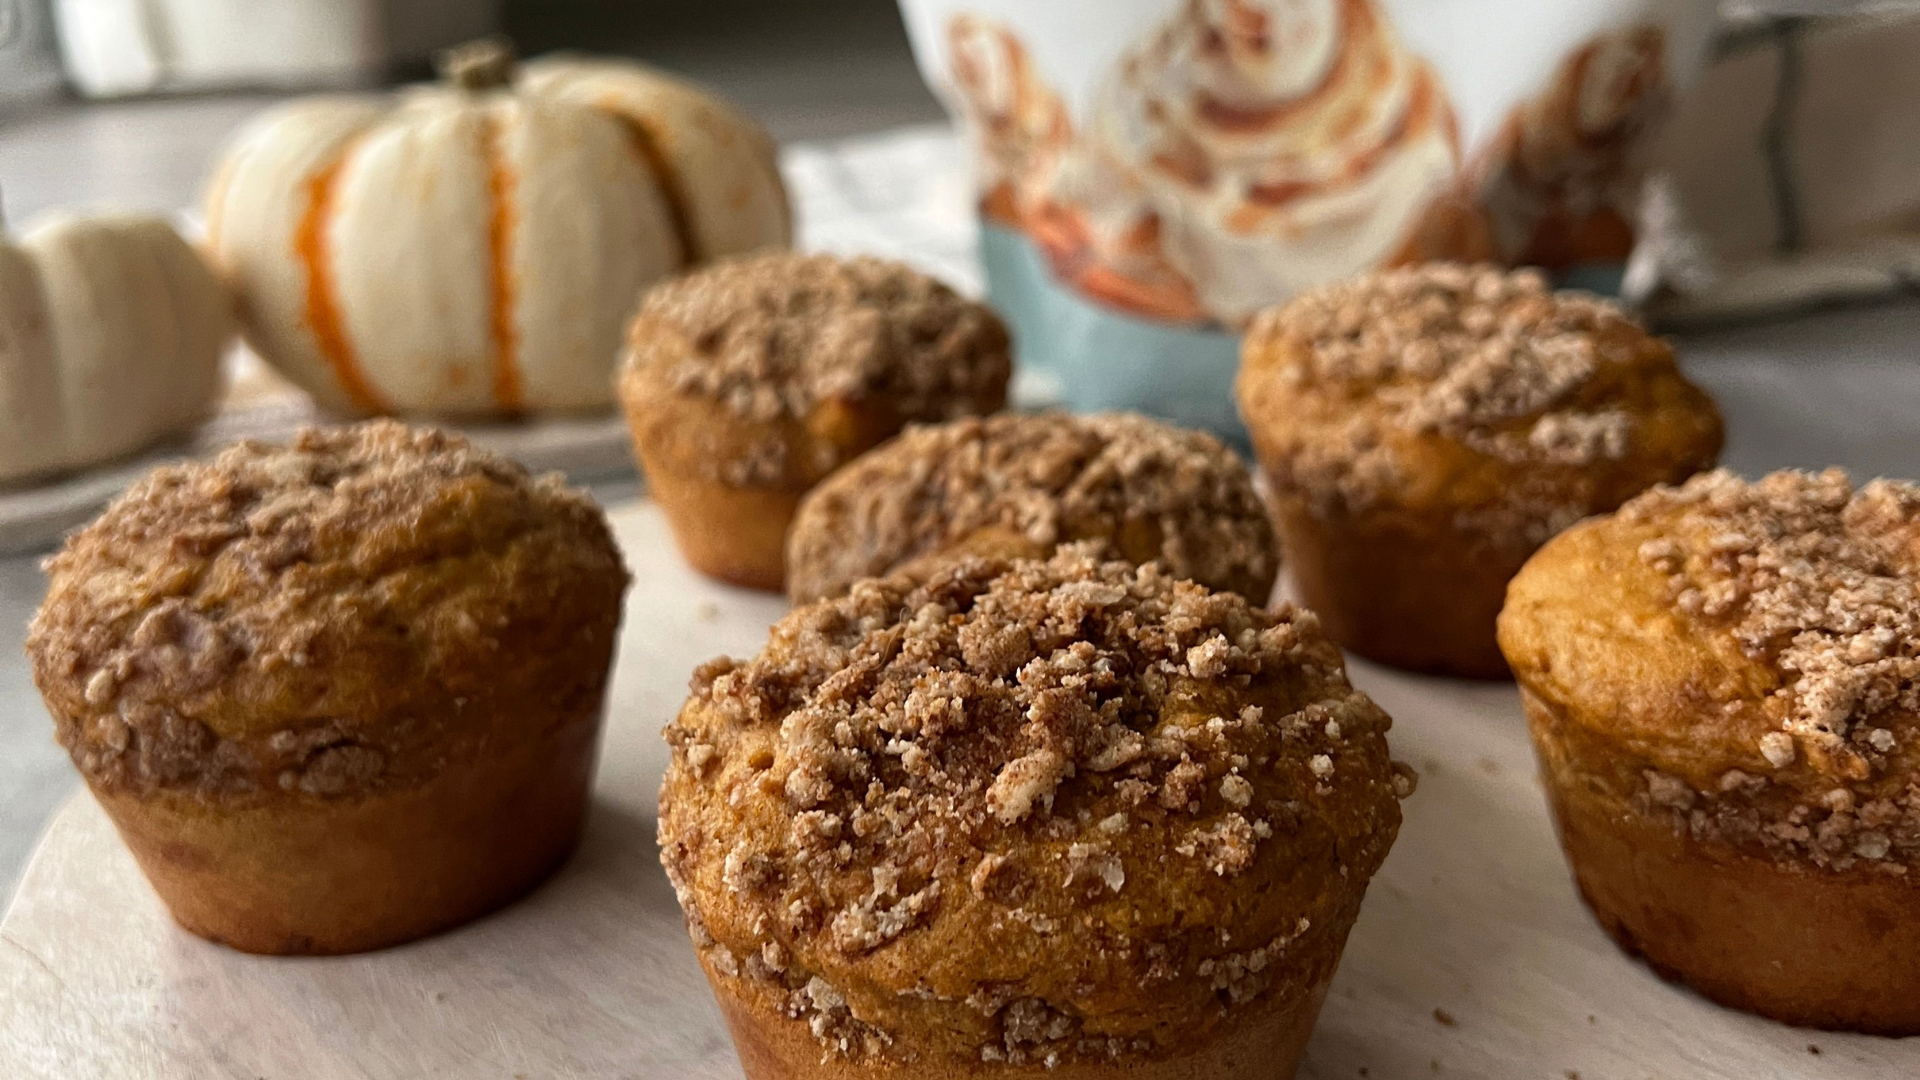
[{"xmin": 1, "ymin": 501, "xmax": 1915, "ymax": 1078}]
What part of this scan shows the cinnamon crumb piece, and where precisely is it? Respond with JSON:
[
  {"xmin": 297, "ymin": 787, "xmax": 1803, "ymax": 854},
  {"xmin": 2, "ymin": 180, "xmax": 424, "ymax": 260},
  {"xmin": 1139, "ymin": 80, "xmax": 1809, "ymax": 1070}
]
[
  {"xmin": 988, "ymin": 748, "xmax": 1070, "ymax": 824},
  {"xmin": 685, "ymin": 743, "xmax": 717, "ymax": 774},
  {"xmin": 1759, "ymin": 732, "xmax": 1796, "ymax": 769},
  {"xmin": 1065, "ymin": 843, "xmax": 1126, "ymax": 894},
  {"xmin": 970, "ymin": 853, "xmax": 1007, "ymax": 898},
  {"xmin": 1182, "ymin": 814, "xmax": 1258, "ymax": 876},
  {"xmin": 1391, "ymin": 763, "xmax": 1419, "ymax": 799},
  {"xmin": 1219, "ymin": 774, "xmax": 1253, "ymax": 808}
]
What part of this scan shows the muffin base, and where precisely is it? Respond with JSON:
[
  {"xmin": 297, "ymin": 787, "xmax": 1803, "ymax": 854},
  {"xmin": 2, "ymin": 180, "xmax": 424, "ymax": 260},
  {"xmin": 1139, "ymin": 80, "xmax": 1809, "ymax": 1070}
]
[
  {"xmin": 94, "ymin": 711, "xmax": 602, "ymax": 956},
  {"xmin": 703, "ymin": 960, "xmax": 1330, "ymax": 1080},
  {"xmin": 1269, "ymin": 493, "xmax": 1520, "ymax": 679},
  {"xmin": 643, "ymin": 462, "xmax": 802, "ymax": 592},
  {"xmin": 1524, "ymin": 693, "xmax": 1920, "ymax": 1033}
]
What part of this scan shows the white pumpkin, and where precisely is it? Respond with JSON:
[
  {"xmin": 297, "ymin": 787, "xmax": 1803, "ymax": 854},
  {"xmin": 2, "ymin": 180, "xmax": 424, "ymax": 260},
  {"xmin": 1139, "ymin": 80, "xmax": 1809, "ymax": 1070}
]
[
  {"xmin": 0, "ymin": 212, "xmax": 233, "ymax": 485},
  {"xmin": 203, "ymin": 40, "xmax": 792, "ymax": 419}
]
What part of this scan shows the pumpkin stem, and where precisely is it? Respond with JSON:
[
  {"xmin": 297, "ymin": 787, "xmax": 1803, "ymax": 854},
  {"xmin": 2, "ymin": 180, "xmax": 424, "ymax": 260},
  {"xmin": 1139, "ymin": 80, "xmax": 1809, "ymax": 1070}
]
[{"xmin": 439, "ymin": 36, "xmax": 518, "ymax": 92}]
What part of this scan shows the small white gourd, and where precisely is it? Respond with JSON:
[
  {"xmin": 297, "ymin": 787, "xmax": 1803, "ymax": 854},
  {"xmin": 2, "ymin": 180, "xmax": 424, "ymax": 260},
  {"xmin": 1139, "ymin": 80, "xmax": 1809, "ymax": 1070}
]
[{"xmin": 0, "ymin": 210, "xmax": 233, "ymax": 484}]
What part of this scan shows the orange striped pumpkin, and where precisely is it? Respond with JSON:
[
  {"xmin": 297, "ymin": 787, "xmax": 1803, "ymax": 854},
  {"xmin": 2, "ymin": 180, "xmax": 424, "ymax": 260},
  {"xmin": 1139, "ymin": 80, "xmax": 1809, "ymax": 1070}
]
[{"xmin": 203, "ymin": 41, "xmax": 791, "ymax": 418}]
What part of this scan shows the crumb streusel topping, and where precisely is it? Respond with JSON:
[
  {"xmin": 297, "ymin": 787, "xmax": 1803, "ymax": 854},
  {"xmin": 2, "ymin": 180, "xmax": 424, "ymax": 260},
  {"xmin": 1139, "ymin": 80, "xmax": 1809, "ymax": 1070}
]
[
  {"xmin": 27, "ymin": 421, "xmax": 629, "ymax": 797},
  {"xmin": 1617, "ymin": 469, "xmax": 1920, "ymax": 869},
  {"xmin": 1239, "ymin": 263, "xmax": 1718, "ymax": 523},
  {"xmin": 785, "ymin": 412, "xmax": 1279, "ymax": 604},
  {"xmin": 659, "ymin": 546, "xmax": 1409, "ymax": 1065},
  {"xmin": 1254, "ymin": 263, "xmax": 1630, "ymax": 460},
  {"xmin": 627, "ymin": 251, "xmax": 1011, "ymax": 427}
]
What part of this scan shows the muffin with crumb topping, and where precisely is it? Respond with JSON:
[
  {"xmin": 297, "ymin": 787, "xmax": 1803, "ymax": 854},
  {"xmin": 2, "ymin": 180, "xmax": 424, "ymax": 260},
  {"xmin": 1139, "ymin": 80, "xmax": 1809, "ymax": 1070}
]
[
  {"xmin": 1501, "ymin": 469, "xmax": 1920, "ymax": 1033},
  {"xmin": 1236, "ymin": 262, "xmax": 1723, "ymax": 678},
  {"xmin": 620, "ymin": 252, "xmax": 1011, "ymax": 591},
  {"xmin": 26, "ymin": 420, "xmax": 629, "ymax": 955},
  {"xmin": 659, "ymin": 545, "xmax": 1412, "ymax": 1079},
  {"xmin": 785, "ymin": 411, "xmax": 1279, "ymax": 605}
]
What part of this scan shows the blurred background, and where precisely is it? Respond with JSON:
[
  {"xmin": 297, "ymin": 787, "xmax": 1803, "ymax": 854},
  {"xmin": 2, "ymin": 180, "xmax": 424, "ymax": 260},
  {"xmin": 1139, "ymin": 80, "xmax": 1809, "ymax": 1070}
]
[{"xmin": 0, "ymin": 0, "xmax": 945, "ymax": 222}]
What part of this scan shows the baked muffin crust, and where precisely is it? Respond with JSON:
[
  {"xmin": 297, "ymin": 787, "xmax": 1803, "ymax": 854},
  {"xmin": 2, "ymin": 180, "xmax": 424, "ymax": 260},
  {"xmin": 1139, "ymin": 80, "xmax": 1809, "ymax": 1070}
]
[
  {"xmin": 622, "ymin": 251, "xmax": 1012, "ymax": 488},
  {"xmin": 1501, "ymin": 469, "xmax": 1920, "ymax": 869},
  {"xmin": 1236, "ymin": 262, "xmax": 1722, "ymax": 676},
  {"xmin": 785, "ymin": 412, "xmax": 1279, "ymax": 604},
  {"xmin": 1237, "ymin": 262, "xmax": 1723, "ymax": 536},
  {"xmin": 660, "ymin": 546, "xmax": 1410, "ymax": 1068},
  {"xmin": 28, "ymin": 420, "xmax": 630, "ymax": 800}
]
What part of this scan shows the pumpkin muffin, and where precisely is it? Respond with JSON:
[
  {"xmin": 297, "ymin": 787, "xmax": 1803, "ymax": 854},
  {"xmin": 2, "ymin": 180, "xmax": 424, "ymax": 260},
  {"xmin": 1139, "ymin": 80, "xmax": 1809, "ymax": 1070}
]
[
  {"xmin": 659, "ymin": 545, "xmax": 1413, "ymax": 1079},
  {"xmin": 1500, "ymin": 469, "xmax": 1920, "ymax": 1032},
  {"xmin": 620, "ymin": 252, "xmax": 1012, "ymax": 591},
  {"xmin": 26, "ymin": 421, "xmax": 629, "ymax": 955},
  {"xmin": 1235, "ymin": 262, "xmax": 1723, "ymax": 678},
  {"xmin": 784, "ymin": 411, "xmax": 1279, "ymax": 605}
]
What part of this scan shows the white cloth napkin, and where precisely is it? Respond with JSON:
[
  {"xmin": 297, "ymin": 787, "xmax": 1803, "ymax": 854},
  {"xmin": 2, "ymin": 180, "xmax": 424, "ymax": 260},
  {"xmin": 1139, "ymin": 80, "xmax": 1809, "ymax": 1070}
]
[{"xmin": 1632, "ymin": 8, "xmax": 1920, "ymax": 323}]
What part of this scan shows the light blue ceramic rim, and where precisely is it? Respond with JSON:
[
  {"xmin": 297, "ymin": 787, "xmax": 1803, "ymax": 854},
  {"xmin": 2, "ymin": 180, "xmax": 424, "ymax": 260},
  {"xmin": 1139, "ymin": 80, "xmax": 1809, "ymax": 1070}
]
[{"xmin": 981, "ymin": 222, "xmax": 1628, "ymax": 450}]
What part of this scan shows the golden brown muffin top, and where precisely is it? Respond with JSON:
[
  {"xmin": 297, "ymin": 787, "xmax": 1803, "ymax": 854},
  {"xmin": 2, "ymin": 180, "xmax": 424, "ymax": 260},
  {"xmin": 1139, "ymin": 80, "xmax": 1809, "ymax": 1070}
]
[
  {"xmin": 659, "ymin": 546, "xmax": 1409, "ymax": 1066},
  {"xmin": 1500, "ymin": 468, "xmax": 1920, "ymax": 871},
  {"xmin": 27, "ymin": 421, "xmax": 629, "ymax": 798},
  {"xmin": 784, "ymin": 412, "xmax": 1279, "ymax": 605},
  {"xmin": 622, "ymin": 252, "xmax": 1011, "ymax": 484},
  {"xmin": 1237, "ymin": 263, "xmax": 1723, "ymax": 535}
]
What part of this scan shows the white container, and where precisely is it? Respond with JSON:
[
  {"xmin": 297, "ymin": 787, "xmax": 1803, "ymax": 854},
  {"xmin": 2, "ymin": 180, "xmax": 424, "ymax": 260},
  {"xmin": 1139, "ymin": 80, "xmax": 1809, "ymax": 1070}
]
[{"xmin": 53, "ymin": 0, "xmax": 500, "ymax": 97}]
